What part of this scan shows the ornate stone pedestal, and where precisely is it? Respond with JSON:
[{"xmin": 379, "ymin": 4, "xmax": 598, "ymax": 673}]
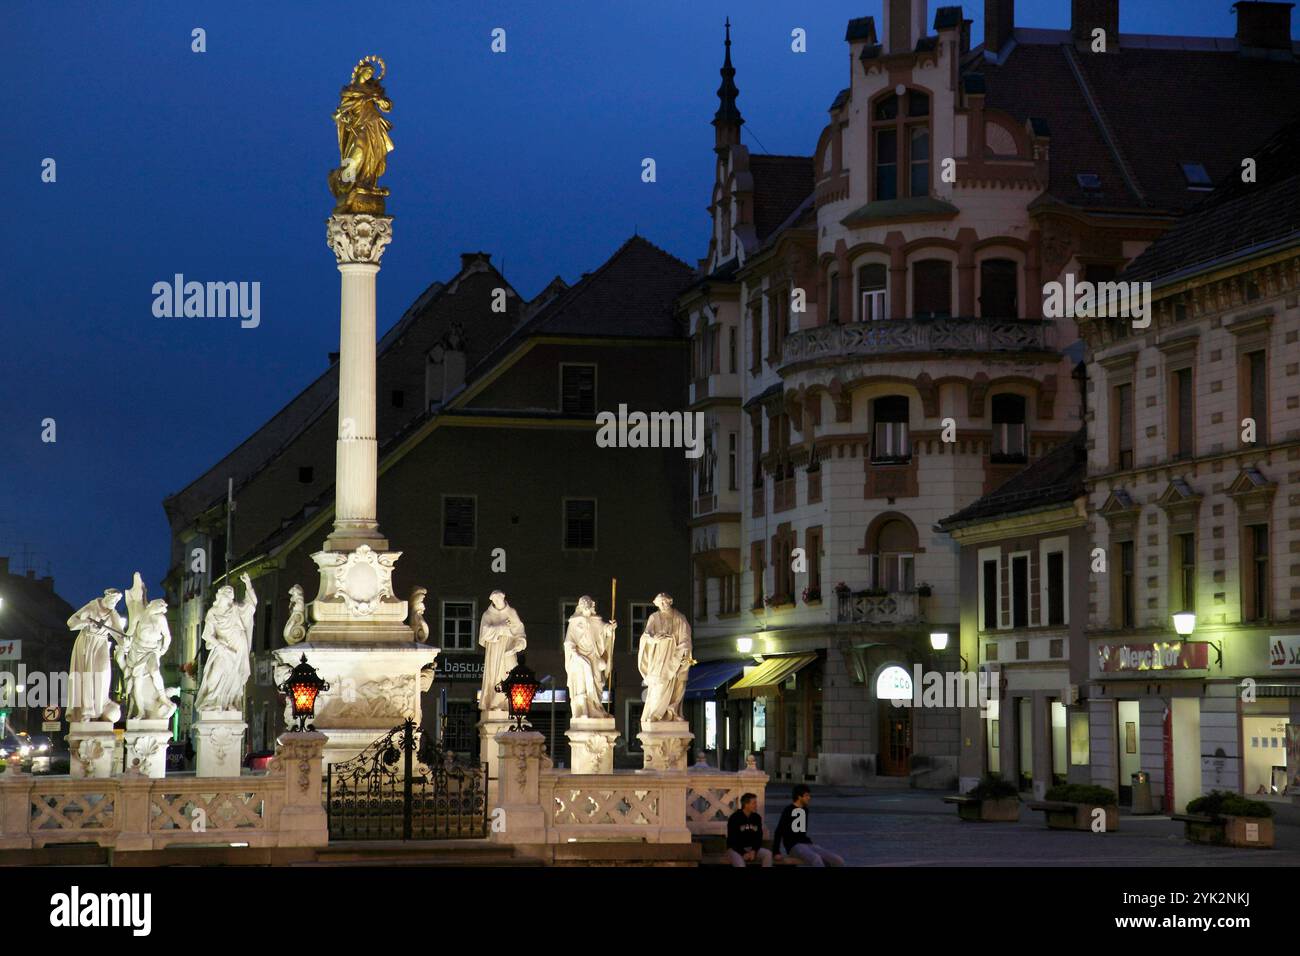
[
  {"xmin": 478, "ymin": 709, "xmax": 512, "ymax": 805},
  {"xmin": 489, "ymin": 730, "xmax": 548, "ymax": 845},
  {"xmin": 67, "ymin": 722, "xmax": 116, "ymax": 778},
  {"xmin": 273, "ymin": 642, "xmax": 436, "ymax": 767},
  {"xmin": 123, "ymin": 719, "xmax": 172, "ymax": 778},
  {"xmin": 638, "ymin": 721, "xmax": 694, "ymax": 771},
  {"xmin": 194, "ymin": 710, "xmax": 248, "ymax": 777},
  {"xmin": 567, "ymin": 717, "xmax": 619, "ymax": 773}
]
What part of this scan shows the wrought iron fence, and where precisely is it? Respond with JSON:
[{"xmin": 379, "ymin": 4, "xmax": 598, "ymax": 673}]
[{"xmin": 326, "ymin": 718, "xmax": 488, "ymax": 841}]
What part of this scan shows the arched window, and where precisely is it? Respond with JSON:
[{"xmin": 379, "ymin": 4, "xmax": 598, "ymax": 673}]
[
  {"xmin": 866, "ymin": 515, "xmax": 919, "ymax": 592},
  {"xmin": 857, "ymin": 263, "xmax": 887, "ymax": 322},
  {"xmin": 871, "ymin": 395, "xmax": 910, "ymax": 462},
  {"xmin": 827, "ymin": 267, "xmax": 840, "ymax": 324},
  {"xmin": 872, "ymin": 89, "xmax": 931, "ymax": 202},
  {"xmin": 979, "ymin": 258, "xmax": 1019, "ymax": 318},
  {"xmin": 991, "ymin": 393, "xmax": 1028, "ymax": 462}
]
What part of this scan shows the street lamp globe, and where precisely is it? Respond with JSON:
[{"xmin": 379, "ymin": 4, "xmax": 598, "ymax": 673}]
[
  {"xmin": 930, "ymin": 632, "xmax": 950, "ymax": 651},
  {"xmin": 1172, "ymin": 612, "xmax": 1196, "ymax": 636}
]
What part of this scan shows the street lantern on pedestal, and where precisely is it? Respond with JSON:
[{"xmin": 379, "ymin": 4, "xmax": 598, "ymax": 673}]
[
  {"xmin": 497, "ymin": 656, "xmax": 541, "ymax": 732},
  {"xmin": 280, "ymin": 654, "xmax": 330, "ymax": 732}
]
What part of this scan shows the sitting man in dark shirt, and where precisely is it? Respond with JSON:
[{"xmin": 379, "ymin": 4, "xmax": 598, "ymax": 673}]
[
  {"xmin": 725, "ymin": 792, "xmax": 773, "ymax": 867},
  {"xmin": 772, "ymin": 784, "xmax": 845, "ymax": 867}
]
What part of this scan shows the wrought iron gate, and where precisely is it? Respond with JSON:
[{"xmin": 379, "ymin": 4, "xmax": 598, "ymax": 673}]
[{"xmin": 326, "ymin": 718, "xmax": 489, "ymax": 840}]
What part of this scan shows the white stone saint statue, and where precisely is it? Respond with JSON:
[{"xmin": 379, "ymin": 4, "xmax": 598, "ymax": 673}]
[
  {"xmin": 478, "ymin": 590, "xmax": 525, "ymax": 711},
  {"xmin": 638, "ymin": 592, "xmax": 692, "ymax": 725},
  {"xmin": 66, "ymin": 589, "xmax": 124, "ymax": 723},
  {"xmin": 194, "ymin": 572, "xmax": 256, "ymax": 715},
  {"xmin": 564, "ymin": 595, "xmax": 616, "ymax": 720},
  {"xmin": 120, "ymin": 572, "xmax": 177, "ymax": 721}
]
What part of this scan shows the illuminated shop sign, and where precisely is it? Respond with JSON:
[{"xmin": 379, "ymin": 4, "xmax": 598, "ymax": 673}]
[
  {"xmin": 1268, "ymin": 635, "xmax": 1300, "ymax": 670},
  {"xmin": 1096, "ymin": 641, "xmax": 1208, "ymax": 673}
]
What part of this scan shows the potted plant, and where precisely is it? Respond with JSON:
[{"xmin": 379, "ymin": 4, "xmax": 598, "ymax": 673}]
[
  {"xmin": 1035, "ymin": 783, "xmax": 1119, "ymax": 831},
  {"xmin": 802, "ymin": 586, "xmax": 822, "ymax": 604},
  {"xmin": 833, "ymin": 582, "xmax": 850, "ymax": 596},
  {"xmin": 1178, "ymin": 790, "xmax": 1275, "ymax": 848},
  {"xmin": 945, "ymin": 773, "xmax": 1020, "ymax": 822},
  {"xmin": 915, "ymin": 583, "xmax": 932, "ymax": 598}
]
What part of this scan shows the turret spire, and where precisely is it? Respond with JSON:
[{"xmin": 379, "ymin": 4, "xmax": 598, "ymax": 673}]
[{"xmin": 712, "ymin": 17, "xmax": 743, "ymax": 153}]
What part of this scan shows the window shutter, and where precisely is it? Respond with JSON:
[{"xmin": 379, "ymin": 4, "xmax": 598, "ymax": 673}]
[
  {"xmin": 443, "ymin": 496, "xmax": 475, "ymax": 547},
  {"xmin": 561, "ymin": 365, "xmax": 596, "ymax": 415}
]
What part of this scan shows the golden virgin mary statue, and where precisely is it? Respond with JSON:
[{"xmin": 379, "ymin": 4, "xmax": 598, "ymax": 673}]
[{"xmin": 329, "ymin": 56, "xmax": 394, "ymax": 214}]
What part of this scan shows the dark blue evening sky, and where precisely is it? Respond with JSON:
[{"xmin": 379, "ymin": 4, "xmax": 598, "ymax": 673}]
[{"xmin": 3, "ymin": 0, "xmax": 1283, "ymax": 604}]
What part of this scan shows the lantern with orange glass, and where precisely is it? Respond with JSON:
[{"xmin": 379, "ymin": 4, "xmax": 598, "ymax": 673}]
[
  {"xmin": 496, "ymin": 655, "xmax": 541, "ymax": 732},
  {"xmin": 279, "ymin": 654, "xmax": 331, "ymax": 732}
]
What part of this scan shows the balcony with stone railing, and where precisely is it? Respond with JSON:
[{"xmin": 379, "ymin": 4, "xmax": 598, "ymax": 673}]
[
  {"xmin": 836, "ymin": 589, "xmax": 924, "ymax": 626},
  {"xmin": 780, "ymin": 317, "xmax": 1053, "ymax": 370}
]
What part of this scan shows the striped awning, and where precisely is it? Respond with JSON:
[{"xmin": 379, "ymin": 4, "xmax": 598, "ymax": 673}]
[{"xmin": 727, "ymin": 653, "xmax": 818, "ymax": 700}]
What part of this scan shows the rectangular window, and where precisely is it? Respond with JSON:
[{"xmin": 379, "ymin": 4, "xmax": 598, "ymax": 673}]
[
  {"xmin": 875, "ymin": 129, "xmax": 898, "ymax": 201},
  {"xmin": 442, "ymin": 495, "xmax": 476, "ymax": 548},
  {"xmin": 728, "ymin": 432, "xmax": 737, "ymax": 491},
  {"xmin": 441, "ymin": 601, "xmax": 475, "ymax": 650},
  {"xmin": 1245, "ymin": 524, "xmax": 1269, "ymax": 622},
  {"xmin": 982, "ymin": 558, "xmax": 998, "ymax": 630},
  {"xmin": 908, "ymin": 126, "xmax": 930, "ymax": 198},
  {"xmin": 630, "ymin": 601, "xmax": 655, "ymax": 652},
  {"xmin": 1119, "ymin": 541, "xmax": 1135, "ymax": 628},
  {"xmin": 749, "ymin": 307, "xmax": 762, "ymax": 373},
  {"xmin": 1246, "ymin": 350, "xmax": 1268, "ymax": 444},
  {"xmin": 560, "ymin": 364, "xmax": 596, "ymax": 415},
  {"xmin": 697, "ymin": 570, "xmax": 709, "ymax": 619},
  {"xmin": 1176, "ymin": 532, "xmax": 1195, "ymax": 613},
  {"xmin": 806, "ymin": 527, "xmax": 822, "ymax": 595},
  {"xmin": 728, "ymin": 327, "xmax": 737, "ymax": 373},
  {"xmin": 912, "ymin": 260, "xmax": 952, "ymax": 318},
  {"xmin": 1171, "ymin": 367, "xmax": 1194, "ymax": 459},
  {"xmin": 991, "ymin": 394, "xmax": 1028, "ymax": 462},
  {"xmin": 871, "ymin": 395, "xmax": 910, "ymax": 462},
  {"xmin": 563, "ymin": 498, "xmax": 596, "ymax": 550},
  {"xmin": 1046, "ymin": 551, "xmax": 1065, "ymax": 627},
  {"xmin": 828, "ymin": 272, "xmax": 840, "ymax": 325},
  {"xmin": 979, "ymin": 259, "xmax": 1018, "ymax": 318},
  {"xmin": 1011, "ymin": 555, "xmax": 1029, "ymax": 628},
  {"xmin": 751, "ymin": 542, "xmax": 765, "ymax": 609},
  {"xmin": 858, "ymin": 263, "xmax": 887, "ymax": 322},
  {"xmin": 1114, "ymin": 383, "xmax": 1134, "ymax": 470}
]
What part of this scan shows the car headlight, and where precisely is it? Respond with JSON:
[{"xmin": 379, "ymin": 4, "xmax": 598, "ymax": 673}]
[
  {"xmin": 19, "ymin": 746, "xmax": 31, "ymax": 757},
  {"xmin": 38, "ymin": 744, "xmax": 48, "ymax": 752}
]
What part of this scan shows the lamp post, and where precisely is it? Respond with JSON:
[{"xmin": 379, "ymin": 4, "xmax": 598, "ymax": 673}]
[
  {"xmin": 497, "ymin": 656, "xmax": 541, "ymax": 732},
  {"xmin": 279, "ymin": 654, "xmax": 330, "ymax": 732},
  {"xmin": 929, "ymin": 631, "xmax": 950, "ymax": 651},
  {"xmin": 1172, "ymin": 612, "xmax": 1196, "ymax": 637}
]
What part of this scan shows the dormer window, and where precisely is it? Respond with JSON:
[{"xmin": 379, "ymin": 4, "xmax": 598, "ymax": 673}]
[
  {"xmin": 1076, "ymin": 173, "xmax": 1102, "ymax": 190},
  {"xmin": 872, "ymin": 89, "xmax": 931, "ymax": 201},
  {"xmin": 1180, "ymin": 162, "xmax": 1212, "ymax": 191}
]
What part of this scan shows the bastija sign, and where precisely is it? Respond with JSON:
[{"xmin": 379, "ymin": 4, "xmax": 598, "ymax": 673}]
[{"xmin": 1097, "ymin": 641, "xmax": 1208, "ymax": 673}]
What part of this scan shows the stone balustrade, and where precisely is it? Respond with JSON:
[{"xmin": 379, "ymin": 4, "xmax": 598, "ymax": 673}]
[
  {"xmin": 780, "ymin": 316, "xmax": 1052, "ymax": 369},
  {"xmin": 490, "ymin": 731, "xmax": 768, "ymax": 846},
  {"xmin": 0, "ymin": 732, "xmax": 328, "ymax": 851},
  {"xmin": 837, "ymin": 589, "xmax": 923, "ymax": 625}
]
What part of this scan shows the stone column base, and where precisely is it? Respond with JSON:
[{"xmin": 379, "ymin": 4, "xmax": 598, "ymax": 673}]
[
  {"xmin": 567, "ymin": 717, "xmax": 618, "ymax": 773},
  {"xmin": 637, "ymin": 721, "xmax": 693, "ymax": 771},
  {"xmin": 478, "ymin": 709, "xmax": 512, "ymax": 805},
  {"xmin": 123, "ymin": 719, "xmax": 172, "ymax": 778},
  {"xmin": 194, "ymin": 711, "xmax": 248, "ymax": 778},
  {"xmin": 67, "ymin": 722, "xmax": 117, "ymax": 778}
]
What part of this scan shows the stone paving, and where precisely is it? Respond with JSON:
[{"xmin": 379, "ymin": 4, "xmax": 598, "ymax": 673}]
[{"xmin": 762, "ymin": 785, "xmax": 1300, "ymax": 866}]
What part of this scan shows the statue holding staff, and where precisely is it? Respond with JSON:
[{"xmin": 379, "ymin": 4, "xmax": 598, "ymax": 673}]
[{"xmin": 564, "ymin": 596, "xmax": 616, "ymax": 720}]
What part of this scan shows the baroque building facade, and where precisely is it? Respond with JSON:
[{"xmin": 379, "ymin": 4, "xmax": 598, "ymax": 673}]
[{"xmin": 681, "ymin": 0, "xmax": 1299, "ymax": 787}]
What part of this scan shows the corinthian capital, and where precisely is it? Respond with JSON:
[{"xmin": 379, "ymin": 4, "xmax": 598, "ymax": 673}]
[{"xmin": 326, "ymin": 214, "xmax": 393, "ymax": 265}]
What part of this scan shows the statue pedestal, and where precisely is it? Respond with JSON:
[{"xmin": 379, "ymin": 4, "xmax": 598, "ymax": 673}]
[
  {"xmin": 123, "ymin": 719, "xmax": 172, "ymax": 778},
  {"xmin": 194, "ymin": 711, "xmax": 248, "ymax": 778},
  {"xmin": 637, "ymin": 721, "xmax": 694, "ymax": 771},
  {"xmin": 478, "ymin": 709, "xmax": 512, "ymax": 806},
  {"xmin": 567, "ymin": 717, "xmax": 619, "ymax": 773},
  {"xmin": 67, "ymin": 722, "xmax": 117, "ymax": 778},
  {"xmin": 273, "ymin": 641, "xmax": 436, "ymax": 768}
]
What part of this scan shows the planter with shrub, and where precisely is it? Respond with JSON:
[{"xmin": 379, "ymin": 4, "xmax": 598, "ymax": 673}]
[
  {"xmin": 1029, "ymin": 784, "xmax": 1119, "ymax": 831},
  {"xmin": 1175, "ymin": 791, "xmax": 1274, "ymax": 849},
  {"xmin": 943, "ymin": 773, "xmax": 1021, "ymax": 822}
]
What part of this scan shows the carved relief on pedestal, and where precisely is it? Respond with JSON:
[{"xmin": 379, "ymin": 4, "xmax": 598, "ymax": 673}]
[
  {"xmin": 315, "ymin": 673, "xmax": 417, "ymax": 721},
  {"xmin": 642, "ymin": 737, "xmax": 689, "ymax": 771},
  {"xmin": 310, "ymin": 545, "xmax": 408, "ymax": 622}
]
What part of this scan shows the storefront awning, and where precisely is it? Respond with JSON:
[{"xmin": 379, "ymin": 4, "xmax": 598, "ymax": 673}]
[
  {"xmin": 684, "ymin": 660, "xmax": 748, "ymax": 701},
  {"xmin": 727, "ymin": 653, "xmax": 818, "ymax": 700}
]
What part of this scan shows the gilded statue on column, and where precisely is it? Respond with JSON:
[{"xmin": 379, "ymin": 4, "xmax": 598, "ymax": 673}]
[{"xmin": 329, "ymin": 55, "xmax": 394, "ymax": 215}]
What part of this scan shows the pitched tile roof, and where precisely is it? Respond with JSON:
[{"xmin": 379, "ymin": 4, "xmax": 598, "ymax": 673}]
[
  {"xmin": 748, "ymin": 155, "xmax": 815, "ymax": 241},
  {"xmin": 1121, "ymin": 118, "xmax": 1300, "ymax": 284},
  {"xmin": 937, "ymin": 430, "xmax": 1087, "ymax": 529},
  {"xmin": 971, "ymin": 35, "xmax": 1300, "ymax": 214}
]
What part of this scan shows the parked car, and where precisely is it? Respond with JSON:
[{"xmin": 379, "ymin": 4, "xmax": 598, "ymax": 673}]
[{"xmin": 0, "ymin": 731, "xmax": 47, "ymax": 770}]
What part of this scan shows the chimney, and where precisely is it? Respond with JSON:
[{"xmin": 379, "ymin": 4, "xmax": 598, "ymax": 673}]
[
  {"xmin": 883, "ymin": 0, "xmax": 929, "ymax": 54},
  {"xmin": 1234, "ymin": 2, "xmax": 1295, "ymax": 53},
  {"xmin": 0, "ymin": 556, "xmax": 7, "ymax": 576},
  {"xmin": 1071, "ymin": 0, "xmax": 1120, "ymax": 51},
  {"xmin": 26, "ymin": 568, "xmax": 35, "ymax": 580},
  {"xmin": 985, "ymin": 0, "xmax": 1015, "ymax": 55},
  {"xmin": 39, "ymin": 575, "xmax": 53, "ymax": 592},
  {"xmin": 459, "ymin": 252, "xmax": 492, "ymax": 273}
]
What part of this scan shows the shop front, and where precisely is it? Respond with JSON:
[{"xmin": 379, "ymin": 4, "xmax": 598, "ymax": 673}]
[
  {"xmin": 727, "ymin": 652, "xmax": 821, "ymax": 781},
  {"xmin": 684, "ymin": 659, "xmax": 748, "ymax": 770}
]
